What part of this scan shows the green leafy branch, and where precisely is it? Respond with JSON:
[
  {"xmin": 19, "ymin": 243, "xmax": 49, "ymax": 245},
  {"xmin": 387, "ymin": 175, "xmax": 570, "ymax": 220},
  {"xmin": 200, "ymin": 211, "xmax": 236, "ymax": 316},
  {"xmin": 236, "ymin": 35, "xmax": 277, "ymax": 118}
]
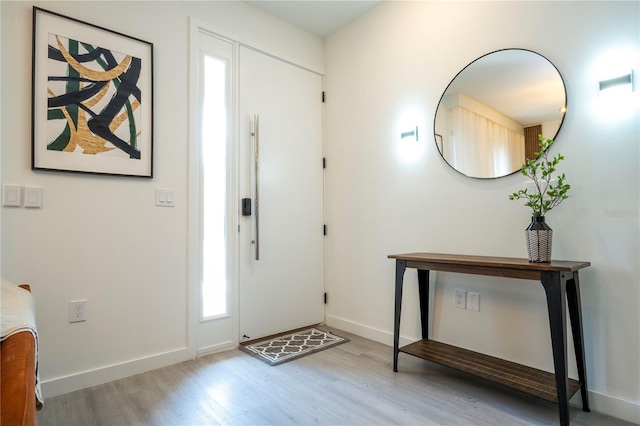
[{"xmin": 509, "ymin": 135, "xmax": 571, "ymax": 217}]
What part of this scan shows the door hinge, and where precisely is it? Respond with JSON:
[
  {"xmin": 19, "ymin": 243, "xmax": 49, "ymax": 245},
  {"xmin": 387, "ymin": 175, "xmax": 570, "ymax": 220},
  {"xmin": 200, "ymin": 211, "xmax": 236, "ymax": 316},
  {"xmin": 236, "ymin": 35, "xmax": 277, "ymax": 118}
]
[
  {"xmin": 323, "ymin": 157, "xmax": 326, "ymax": 169},
  {"xmin": 323, "ymin": 224, "xmax": 327, "ymax": 236},
  {"xmin": 322, "ymin": 91, "xmax": 325, "ymax": 103},
  {"xmin": 324, "ymin": 292, "xmax": 327, "ymax": 304}
]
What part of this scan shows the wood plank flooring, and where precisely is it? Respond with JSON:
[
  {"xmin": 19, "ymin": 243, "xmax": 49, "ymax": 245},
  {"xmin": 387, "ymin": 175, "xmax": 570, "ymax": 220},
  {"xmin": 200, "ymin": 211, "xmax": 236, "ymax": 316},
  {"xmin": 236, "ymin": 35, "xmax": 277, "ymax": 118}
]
[{"xmin": 37, "ymin": 327, "xmax": 633, "ymax": 426}]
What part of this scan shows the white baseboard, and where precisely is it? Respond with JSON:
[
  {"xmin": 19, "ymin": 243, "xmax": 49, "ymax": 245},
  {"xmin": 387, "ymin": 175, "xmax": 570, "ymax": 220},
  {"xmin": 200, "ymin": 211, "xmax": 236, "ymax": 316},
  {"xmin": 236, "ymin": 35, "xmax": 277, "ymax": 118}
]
[
  {"xmin": 325, "ymin": 314, "xmax": 640, "ymax": 424},
  {"xmin": 41, "ymin": 347, "xmax": 192, "ymax": 399},
  {"xmin": 586, "ymin": 389, "xmax": 640, "ymax": 424},
  {"xmin": 325, "ymin": 314, "xmax": 416, "ymax": 347},
  {"xmin": 196, "ymin": 340, "xmax": 235, "ymax": 358}
]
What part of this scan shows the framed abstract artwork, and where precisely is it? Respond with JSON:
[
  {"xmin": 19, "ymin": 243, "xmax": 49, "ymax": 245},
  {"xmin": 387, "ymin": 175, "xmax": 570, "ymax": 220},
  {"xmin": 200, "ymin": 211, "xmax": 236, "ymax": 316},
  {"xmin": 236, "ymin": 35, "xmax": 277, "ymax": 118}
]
[{"xmin": 32, "ymin": 7, "xmax": 154, "ymax": 177}]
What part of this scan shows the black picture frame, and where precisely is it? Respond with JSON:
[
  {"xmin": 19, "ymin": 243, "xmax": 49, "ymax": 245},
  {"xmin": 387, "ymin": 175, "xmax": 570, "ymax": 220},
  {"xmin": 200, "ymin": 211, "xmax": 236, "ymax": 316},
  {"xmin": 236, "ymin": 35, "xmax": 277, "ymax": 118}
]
[{"xmin": 32, "ymin": 7, "xmax": 154, "ymax": 177}]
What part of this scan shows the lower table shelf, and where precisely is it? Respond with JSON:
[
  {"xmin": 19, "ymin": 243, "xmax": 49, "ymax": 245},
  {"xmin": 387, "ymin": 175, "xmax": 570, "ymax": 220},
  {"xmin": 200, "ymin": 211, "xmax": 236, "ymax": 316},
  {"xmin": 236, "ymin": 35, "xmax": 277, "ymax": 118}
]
[{"xmin": 400, "ymin": 339, "xmax": 582, "ymax": 403}]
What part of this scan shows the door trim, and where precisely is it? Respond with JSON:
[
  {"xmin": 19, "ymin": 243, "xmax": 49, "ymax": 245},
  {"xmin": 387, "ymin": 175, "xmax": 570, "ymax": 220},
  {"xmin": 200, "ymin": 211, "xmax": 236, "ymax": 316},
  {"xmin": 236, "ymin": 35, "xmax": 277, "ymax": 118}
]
[{"xmin": 188, "ymin": 20, "xmax": 240, "ymax": 356}]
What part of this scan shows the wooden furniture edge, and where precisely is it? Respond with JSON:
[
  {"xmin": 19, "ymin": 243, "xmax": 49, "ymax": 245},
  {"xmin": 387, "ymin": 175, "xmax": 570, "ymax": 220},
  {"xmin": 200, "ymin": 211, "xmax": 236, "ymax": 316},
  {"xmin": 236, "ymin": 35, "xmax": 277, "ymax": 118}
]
[{"xmin": 388, "ymin": 252, "xmax": 591, "ymax": 272}]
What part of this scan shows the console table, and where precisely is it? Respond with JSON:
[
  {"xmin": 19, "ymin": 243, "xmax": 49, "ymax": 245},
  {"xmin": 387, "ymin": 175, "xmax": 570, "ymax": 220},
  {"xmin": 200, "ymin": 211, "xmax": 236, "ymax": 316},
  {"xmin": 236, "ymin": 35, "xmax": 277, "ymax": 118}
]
[{"xmin": 388, "ymin": 253, "xmax": 590, "ymax": 426}]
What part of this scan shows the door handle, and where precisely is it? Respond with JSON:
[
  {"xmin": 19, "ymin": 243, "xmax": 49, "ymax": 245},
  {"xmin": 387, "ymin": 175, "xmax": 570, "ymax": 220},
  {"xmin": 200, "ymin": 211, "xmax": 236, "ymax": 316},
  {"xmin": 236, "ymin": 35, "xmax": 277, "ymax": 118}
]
[{"xmin": 252, "ymin": 114, "xmax": 260, "ymax": 260}]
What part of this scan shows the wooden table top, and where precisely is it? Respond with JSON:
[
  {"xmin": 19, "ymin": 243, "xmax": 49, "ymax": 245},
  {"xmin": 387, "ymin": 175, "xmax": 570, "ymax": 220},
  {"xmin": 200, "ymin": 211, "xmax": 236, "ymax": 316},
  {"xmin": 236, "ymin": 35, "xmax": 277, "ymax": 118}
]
[{"xmin": 388, "ymin": 252, "xmax": 591, "ymax": 274}]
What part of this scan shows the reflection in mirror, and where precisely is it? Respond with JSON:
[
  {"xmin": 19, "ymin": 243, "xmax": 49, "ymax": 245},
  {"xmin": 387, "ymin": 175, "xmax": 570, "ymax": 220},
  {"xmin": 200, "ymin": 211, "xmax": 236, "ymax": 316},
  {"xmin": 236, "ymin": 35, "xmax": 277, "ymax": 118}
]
[{"xmin": 434, "ymin": 49, "xmax": 567, "ymax": 179}]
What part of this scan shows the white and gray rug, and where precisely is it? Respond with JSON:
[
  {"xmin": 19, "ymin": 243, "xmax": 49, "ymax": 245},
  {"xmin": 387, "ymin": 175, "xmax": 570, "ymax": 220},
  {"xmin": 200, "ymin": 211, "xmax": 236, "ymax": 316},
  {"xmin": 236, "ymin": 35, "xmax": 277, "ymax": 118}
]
[{"xmin": 240, "ymin": 328, "xmax": 349, "ymax": 366}]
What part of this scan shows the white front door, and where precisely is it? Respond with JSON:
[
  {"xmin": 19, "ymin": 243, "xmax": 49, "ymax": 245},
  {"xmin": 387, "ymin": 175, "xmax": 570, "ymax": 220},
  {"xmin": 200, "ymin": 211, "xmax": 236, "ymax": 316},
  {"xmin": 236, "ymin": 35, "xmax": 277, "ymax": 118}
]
[{"xmin": 238, "ymin": 46, "xmax": 325, "ymax": 340}]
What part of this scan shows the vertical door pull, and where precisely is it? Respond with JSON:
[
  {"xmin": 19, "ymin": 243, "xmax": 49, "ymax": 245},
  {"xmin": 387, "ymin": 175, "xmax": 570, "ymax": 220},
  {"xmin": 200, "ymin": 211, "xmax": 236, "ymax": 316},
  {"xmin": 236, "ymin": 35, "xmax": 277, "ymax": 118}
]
[{"xmin": 253, "ymin": 114, "xmax": 260, "ymax": 260}]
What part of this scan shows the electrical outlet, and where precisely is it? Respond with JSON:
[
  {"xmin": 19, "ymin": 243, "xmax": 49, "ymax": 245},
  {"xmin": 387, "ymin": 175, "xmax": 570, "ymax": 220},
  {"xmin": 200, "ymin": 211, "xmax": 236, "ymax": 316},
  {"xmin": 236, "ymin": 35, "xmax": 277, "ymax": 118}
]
[
  {"xmin": 454, "ymin": 289, "xmax": 466, "ymax": 309},
  {"xmin": 468, "ymin": 292, "xmax": 480, "ymax": 312},
  {"xmin": 69, "ymin": 300, "xmax": 86, "ymax": 323}
]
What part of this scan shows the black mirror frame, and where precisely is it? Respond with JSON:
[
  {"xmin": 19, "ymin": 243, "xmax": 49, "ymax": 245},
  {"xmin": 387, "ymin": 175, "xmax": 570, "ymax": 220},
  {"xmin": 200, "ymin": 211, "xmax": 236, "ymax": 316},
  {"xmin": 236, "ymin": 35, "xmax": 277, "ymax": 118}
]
[{"xmin": 433, "ymin": 48, "xmax": 568, "ymax": 179}]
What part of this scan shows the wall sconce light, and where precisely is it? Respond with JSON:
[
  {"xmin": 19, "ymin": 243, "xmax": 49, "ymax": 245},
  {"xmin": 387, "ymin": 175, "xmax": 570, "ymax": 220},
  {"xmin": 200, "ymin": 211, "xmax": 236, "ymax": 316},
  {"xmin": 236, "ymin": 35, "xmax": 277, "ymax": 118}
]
[
  {"xmin": 599, "ymin": 71, "xmax": 633, "ymax": 92},
  {"xmin": 400, "ymin": 126, "xmax": 418, "ymax": 141}
]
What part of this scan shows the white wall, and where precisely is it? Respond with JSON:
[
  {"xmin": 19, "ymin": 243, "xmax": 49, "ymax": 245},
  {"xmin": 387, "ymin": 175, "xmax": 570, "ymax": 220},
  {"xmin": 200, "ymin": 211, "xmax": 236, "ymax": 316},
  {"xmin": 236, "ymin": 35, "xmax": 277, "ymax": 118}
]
[
  {"xmin": 2, "ymin": 0, "xmax": 638, "ymax": 422},
  {"xmin": 324, "ymin": 1, "xmax": 639, "ymax": 422},
  {"xmin": 0, "ymin": 0, "xmax": 322, "ymax": 397}
]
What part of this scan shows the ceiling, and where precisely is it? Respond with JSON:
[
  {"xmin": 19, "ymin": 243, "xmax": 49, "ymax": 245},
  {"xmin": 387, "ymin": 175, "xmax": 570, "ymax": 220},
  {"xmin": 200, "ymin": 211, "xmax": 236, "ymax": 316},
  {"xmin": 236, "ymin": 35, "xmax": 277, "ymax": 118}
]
[{"xmin": 245, "ymin": 1, "xmax": 382, "ymax": 38}]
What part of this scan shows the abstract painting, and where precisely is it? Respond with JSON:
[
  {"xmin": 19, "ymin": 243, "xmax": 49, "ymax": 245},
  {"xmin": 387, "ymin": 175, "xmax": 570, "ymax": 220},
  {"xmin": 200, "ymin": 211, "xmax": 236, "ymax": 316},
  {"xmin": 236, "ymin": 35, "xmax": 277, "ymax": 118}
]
[{"xmin": 32, "ymin": 7, "xmax": 153, "ymax": 177}]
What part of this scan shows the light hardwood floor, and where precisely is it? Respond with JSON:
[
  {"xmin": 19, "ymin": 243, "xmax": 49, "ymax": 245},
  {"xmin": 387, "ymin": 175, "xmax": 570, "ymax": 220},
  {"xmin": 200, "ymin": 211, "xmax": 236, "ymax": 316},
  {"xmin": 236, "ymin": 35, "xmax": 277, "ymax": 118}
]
[{"xmin": 37, "ymin": 327, "xmax": 634, "ymax": 426}]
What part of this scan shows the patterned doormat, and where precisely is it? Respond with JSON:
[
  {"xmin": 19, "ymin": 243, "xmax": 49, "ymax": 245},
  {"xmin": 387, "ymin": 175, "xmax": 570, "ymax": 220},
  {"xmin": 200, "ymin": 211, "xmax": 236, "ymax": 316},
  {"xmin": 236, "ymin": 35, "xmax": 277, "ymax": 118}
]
[{"xmin": 239, "ymin": 328, "xmax": 349, "ymax": 366}]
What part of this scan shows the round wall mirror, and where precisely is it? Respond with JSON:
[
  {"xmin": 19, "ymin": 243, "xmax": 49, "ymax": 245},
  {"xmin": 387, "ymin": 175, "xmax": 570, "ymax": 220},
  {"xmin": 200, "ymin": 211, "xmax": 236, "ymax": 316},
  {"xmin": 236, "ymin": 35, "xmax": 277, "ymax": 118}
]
[{"xmin": 434, "ymin": 49, "xmax": 567, "ymax": 179}]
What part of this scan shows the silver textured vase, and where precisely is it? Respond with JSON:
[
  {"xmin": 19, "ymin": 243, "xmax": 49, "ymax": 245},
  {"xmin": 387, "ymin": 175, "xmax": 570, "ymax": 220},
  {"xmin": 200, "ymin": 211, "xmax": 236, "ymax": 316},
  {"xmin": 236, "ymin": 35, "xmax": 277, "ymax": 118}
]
[{"xmin": 526, "ymin": 216, "xmax": 552, "ymax": 262}]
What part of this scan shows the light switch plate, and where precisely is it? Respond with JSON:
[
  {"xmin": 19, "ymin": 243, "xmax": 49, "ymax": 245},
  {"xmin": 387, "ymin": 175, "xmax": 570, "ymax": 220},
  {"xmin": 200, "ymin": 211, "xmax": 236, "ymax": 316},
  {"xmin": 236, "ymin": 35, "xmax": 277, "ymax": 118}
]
[
  {"xmin": 3, "ymin": 185, "xmax": 22, "ymax": 207},
  {"xmin": 155, "ymin": 188, "xmax": 176, "ymax": 207},
  {"xmin": 24, "ymin": 186, "xmax": 43, "ymax": 208},
  {"xmin": 468, "ymin": 292, "xmax": 480, "ymax": 312}
]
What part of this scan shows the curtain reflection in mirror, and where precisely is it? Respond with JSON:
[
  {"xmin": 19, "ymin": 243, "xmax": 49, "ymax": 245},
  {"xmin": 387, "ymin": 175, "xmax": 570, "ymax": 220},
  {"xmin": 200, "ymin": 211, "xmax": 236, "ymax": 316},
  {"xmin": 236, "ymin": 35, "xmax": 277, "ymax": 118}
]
[
  {"xmin": 446, "ymin": 106, "xmax": 524, "ymax": 178},
  {"xmin": 437, "ymin": 93, "xmax": 525, "ymax": 178}
]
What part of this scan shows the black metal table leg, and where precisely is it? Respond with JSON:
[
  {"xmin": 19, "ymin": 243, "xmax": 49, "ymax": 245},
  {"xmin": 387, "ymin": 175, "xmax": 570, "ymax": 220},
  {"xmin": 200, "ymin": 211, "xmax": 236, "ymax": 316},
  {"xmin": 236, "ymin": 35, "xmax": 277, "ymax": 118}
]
[
  {"xmin": 567, "ymin": 271, "xmax": 590, "ymax": 412},
  {"xmin": 417, "ymin": 269, "xmax": 430, "ymax": 340},
  {"xmin": 393, "ymin": 259, "xmax": 407, "ymax": 372},
  {"xmin": 541, "ymin": 271, "xmax": 570, "ymax": 426}
]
